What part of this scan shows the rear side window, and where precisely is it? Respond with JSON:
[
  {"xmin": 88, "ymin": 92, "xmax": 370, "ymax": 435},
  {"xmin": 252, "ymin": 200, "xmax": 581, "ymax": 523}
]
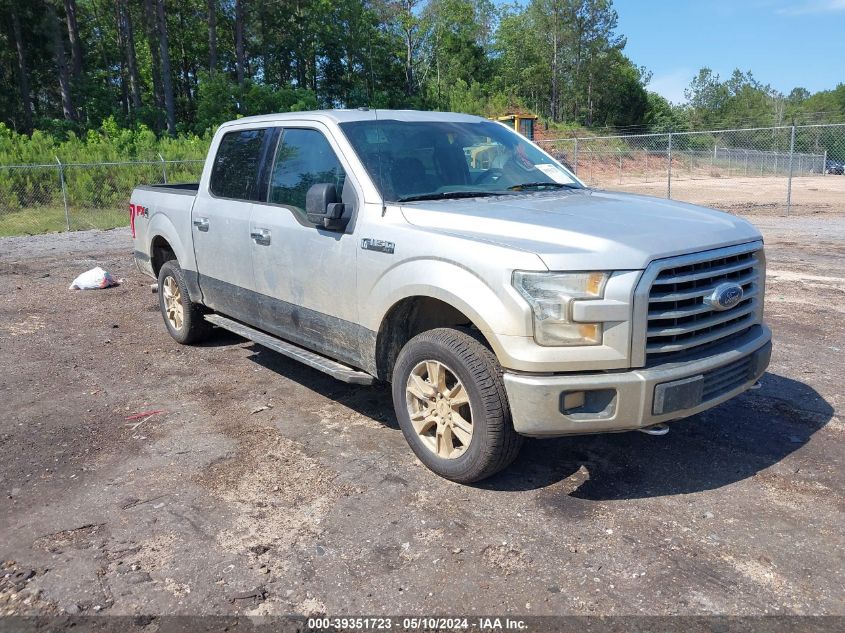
[
  {"xmin": 210, "ymin": 129, "xmax": 268, "ymax": 200},
  {"xmin": 268, "ymin": 129, "xmax": 346, "ymax": 213}
]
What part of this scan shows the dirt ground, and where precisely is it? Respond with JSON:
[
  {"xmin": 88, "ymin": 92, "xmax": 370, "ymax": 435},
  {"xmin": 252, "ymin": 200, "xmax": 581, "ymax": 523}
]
[
  {"xmin": 0, "ymin": 209, "xmax": 843, "ymax": 620},
  {"xmin": 594, "ymin": 175, "xmax": 845, "ymax": 216}
]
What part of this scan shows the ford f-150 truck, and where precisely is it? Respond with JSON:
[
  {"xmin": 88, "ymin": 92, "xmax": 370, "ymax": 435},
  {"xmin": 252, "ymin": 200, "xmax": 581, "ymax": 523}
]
[{"xmin": 131, "ymin": 109, "xmax": 771, "ymax": 483}]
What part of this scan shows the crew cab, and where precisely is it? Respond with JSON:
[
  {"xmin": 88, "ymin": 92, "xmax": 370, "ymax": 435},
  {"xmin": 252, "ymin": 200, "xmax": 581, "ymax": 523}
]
[{"xmin": 132, "ymin": 109, "xmax": 771, "ymax": 483}]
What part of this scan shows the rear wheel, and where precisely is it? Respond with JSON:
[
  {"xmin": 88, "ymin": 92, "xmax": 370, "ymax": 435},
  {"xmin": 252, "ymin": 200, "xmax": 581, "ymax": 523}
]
[
  {"xmin": 392, "ymin": 327, "xmax": 523, "ymax": 483},
  {"xmin": 157, "ymin": 260, "xmax": 211, "ymax": 344}
]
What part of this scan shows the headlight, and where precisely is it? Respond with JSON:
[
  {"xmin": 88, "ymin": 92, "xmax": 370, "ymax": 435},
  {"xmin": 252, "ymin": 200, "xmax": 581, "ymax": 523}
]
[{"xmin": 513, "ymin": 271, "xmax": 609, "ymax": 346}]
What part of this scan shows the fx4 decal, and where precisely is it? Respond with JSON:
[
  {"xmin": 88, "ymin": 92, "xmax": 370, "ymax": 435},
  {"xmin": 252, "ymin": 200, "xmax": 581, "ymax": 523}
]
[{"xmin": 129, "ymin": 203, "xmax": 148, "ymax": 238}]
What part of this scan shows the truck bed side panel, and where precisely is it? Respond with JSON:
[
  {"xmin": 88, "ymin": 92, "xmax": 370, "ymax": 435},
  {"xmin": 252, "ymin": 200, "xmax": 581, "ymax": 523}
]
[{"xmin": 131, "ymin": 187, "xmax": 198, "ymax": 287}]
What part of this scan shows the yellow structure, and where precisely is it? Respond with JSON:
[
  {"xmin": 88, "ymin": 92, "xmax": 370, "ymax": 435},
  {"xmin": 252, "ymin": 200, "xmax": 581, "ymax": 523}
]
[
  {"xmin": 467, "ymin": 143, "xmax": 502, "ymax": 170},
  {"xmin": 493, "ymin": 113, "xmax": 538, "ymax": 141}
]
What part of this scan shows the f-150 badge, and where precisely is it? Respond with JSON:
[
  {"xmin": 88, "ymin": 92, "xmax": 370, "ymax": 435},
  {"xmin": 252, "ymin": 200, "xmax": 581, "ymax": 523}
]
[{"xmin": 361, "ymin": 238, "xmax": 395, "ymax": 254}]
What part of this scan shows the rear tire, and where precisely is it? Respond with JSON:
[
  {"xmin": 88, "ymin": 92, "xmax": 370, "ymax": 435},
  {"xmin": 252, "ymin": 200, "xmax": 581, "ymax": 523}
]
[
  {"xmin": 392, "ymin": 327, "xmax": 523, "ymax": 483},
  {"xmin": 157, "ymin": 260, "xmax": 212, "ymax": 345}
]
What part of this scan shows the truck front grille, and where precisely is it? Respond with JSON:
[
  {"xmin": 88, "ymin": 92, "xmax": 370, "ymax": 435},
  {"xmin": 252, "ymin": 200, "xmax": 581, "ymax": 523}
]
[{"xmin": 643, "ymin": 244, "xmax": 763, "ymax": 362}]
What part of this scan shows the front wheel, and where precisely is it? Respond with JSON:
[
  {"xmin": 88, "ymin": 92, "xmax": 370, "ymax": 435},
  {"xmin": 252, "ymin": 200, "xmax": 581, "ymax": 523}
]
[
  {"xmin": 392, "ymin": 328, "xmax": 523, "ymax": 483},
  {"xmin": 157, "ymin": 260, "xmax": 212, "ymax": 344}
]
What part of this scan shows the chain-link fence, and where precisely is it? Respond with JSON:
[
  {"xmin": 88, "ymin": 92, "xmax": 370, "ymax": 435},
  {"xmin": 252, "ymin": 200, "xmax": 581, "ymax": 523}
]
[
  {"xmin": 1, "ymin": 124, "xmax": 843, "ymax": 237},
  {"xmin": 537, "ymin": 123, "xmax": 845, "ymax": 216},
  {"xmin": 0, "ymin": 158, "xmax": 204, "ymax": 237}
]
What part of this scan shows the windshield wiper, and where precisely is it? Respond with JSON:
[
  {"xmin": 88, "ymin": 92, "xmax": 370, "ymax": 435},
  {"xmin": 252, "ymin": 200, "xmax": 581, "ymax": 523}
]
[
  {"xmin": 507, "ymin": 182, "xmax": 580, "ymax": 191},
  {"xmin": 396, "ymin": 191, "xmax": 514, "ymax": 202}
]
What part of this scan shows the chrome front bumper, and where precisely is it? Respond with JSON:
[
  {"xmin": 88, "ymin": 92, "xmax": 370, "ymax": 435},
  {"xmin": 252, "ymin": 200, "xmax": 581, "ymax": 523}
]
[{"xmin": 503, "ymin": 325, "xmax": 772, "ymax": 437}]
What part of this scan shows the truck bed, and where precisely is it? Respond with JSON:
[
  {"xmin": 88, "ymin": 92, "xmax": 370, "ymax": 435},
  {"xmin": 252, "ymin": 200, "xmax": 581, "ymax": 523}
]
[
  {"xmin": 131, "ymin": 181, "xmax": 200, "ymax": 276},
  {"xmin": 135, "ymin": 183, "xmax": 199, "ymax": 196}
]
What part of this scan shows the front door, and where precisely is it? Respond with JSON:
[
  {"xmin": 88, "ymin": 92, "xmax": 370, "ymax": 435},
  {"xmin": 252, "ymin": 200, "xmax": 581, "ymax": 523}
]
[{"xmin": 249, "ymin": 125, "xmax": 363, "ymax": 367}]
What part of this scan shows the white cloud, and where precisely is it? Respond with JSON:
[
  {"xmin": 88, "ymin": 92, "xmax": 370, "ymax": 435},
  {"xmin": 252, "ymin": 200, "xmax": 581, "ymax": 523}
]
[
  {"xmin": 647, "ymin": 69, "xmax": 693, "ymax": 105},
  {"xmin": 776, "ymin": 0, "xmax": 845, "ymax": 15}
]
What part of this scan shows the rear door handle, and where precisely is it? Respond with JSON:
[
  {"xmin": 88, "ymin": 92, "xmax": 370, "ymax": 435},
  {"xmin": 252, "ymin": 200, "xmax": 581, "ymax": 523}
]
[
  {"xmin": 250, "ymin": 228, "xmax": 271, "ymax": 245},
  {"xmin": 193, "ymin": 217, "xmax": 209, "ymax": 232}
]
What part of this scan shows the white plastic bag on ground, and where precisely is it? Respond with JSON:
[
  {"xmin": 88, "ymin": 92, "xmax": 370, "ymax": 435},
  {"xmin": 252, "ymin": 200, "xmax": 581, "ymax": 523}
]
[{"xmin": 69, "ymin": 267, "xmax": 120, "ymax": 290}]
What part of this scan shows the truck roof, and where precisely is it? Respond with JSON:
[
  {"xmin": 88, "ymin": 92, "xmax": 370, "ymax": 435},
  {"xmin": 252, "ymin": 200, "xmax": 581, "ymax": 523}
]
[{"xmin": 220, "ymin": 109, "xmax": 486, "ymax": 128}]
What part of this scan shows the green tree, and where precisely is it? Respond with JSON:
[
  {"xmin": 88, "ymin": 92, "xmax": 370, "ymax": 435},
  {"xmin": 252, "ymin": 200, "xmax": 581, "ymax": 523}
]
[
  {"xmin": 421, "ymin": 0, "xmax": 494, "ymax": 110},
  {"xmin": 643, "ymin": 92, "xmax": 686, "ymax": 132},
  {"xmin": 1, "ymin": 0, "xmax": 843, "ymax": 146}
]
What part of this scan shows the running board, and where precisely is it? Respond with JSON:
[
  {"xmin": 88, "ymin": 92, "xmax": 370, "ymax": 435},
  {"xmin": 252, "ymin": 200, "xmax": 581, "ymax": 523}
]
[{"xmin": 204, "ymin": 314, "xmax": 374, "ymax": 385}]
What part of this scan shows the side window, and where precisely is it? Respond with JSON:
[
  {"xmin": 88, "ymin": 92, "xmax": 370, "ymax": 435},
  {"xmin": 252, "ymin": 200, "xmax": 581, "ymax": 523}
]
[
  {"xmin": 268, "ymin": 128, "xmax": 346, "ymax": 213},
  {"xmin": 210, "ymin": 128, "xmax": 268, "ymax": 201}
]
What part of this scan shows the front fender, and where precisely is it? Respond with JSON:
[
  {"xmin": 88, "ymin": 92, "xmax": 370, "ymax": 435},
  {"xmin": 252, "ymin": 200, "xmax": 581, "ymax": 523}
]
[
  {"xmin": 363, "ymin": 258, "xmax": 534, "ymax": 338},
  {"xmin": 363, "ymin": 254, "xmax": 636, "ymax": 373}
]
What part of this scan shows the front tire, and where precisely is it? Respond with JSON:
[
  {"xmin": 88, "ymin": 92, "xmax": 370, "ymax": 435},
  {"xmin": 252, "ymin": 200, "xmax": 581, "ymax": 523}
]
[
  {"xmin": 157, "ymin": 260, "xmax": 211, "ymax": 344},
  {"xmin": 392, "ymin": 328, "xmax": 523, "ymax": 483}
]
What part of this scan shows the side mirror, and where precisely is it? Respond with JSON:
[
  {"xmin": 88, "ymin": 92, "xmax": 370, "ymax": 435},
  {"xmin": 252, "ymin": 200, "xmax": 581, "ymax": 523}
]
[{"xmin": 305, "ymin": 183, "xmax": 348, "ymax": 231}]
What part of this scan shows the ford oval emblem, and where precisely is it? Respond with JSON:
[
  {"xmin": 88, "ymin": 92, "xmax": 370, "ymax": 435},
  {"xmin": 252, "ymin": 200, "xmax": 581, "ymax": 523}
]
[{"xmin": 707, "ymin": 283, "xmax": 744, "ymax": 311}]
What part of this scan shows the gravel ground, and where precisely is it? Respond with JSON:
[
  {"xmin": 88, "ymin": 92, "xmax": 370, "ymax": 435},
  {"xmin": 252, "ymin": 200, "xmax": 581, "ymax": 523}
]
[{"xmin": 0, "ymin": 212, "xmax": 843, "ymax": 619}]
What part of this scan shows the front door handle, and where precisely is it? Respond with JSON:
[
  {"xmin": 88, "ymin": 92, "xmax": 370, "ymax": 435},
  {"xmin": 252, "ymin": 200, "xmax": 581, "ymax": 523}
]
[
  {"xmin": 250, "ymin": 228, "xmax": 271, "ymax": 245},
  {"xmin": 193, "ymin": 217, "xmax": 209, "ymax": 232}
]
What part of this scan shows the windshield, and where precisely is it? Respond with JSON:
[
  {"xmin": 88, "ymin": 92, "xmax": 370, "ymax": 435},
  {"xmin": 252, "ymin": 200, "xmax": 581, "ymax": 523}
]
[{"xmin": 338, "ymin": 119, "xmax": 582, "ymax": 202}]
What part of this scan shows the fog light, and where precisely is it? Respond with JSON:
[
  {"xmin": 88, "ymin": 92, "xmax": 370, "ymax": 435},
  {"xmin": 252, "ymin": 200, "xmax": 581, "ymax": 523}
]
[
  {"xmin": 562, "ymin": 391, "xmax": 586, "ymax": 412},
  {"xmin": 558, "ymin": 388, "xmax": 617, "ymax": 420}
]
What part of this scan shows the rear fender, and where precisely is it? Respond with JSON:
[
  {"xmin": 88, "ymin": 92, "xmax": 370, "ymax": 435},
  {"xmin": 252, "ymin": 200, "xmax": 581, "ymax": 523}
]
[
  {"xmin": 144, "ymin": 212, "xmax": 203, "ymax": 301},
  {"xmin": 146, "ymin": 212, "xmax": 192, "ymax": 271}
]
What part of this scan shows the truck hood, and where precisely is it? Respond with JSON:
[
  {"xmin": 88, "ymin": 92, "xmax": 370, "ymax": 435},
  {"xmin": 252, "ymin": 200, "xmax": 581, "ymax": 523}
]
[{"xmin": 399, "ymin": 189, "xmax": 763, "ymax": 270}]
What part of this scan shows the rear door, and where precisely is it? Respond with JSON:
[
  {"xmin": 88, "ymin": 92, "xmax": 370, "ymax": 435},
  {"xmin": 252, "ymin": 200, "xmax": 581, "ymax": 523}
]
[
  {"xmin": 192, "ymin": 126, "xmax": 277, "ymax": 324},
  {"xmin": 248, "ymin": 124, "xmax": 363, "ymax": 367}
]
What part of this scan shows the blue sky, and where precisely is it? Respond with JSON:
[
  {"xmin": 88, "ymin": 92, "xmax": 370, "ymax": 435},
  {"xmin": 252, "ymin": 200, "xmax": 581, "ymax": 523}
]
[{"xmin": 613, "ymin": 0, "xmax": 845, "ymax": 103}]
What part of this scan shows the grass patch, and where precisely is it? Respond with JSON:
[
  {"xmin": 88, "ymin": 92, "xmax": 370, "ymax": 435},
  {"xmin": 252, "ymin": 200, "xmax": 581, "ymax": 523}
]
[{"xmin": 0, "ymin": 206, "xmax": 128, "ymax": 237}]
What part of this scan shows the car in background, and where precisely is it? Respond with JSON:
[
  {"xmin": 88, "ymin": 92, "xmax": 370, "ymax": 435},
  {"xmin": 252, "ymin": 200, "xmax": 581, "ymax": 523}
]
[{"xmin": 825, "ymin": 159, "xmax": 844, "ymax": 175}]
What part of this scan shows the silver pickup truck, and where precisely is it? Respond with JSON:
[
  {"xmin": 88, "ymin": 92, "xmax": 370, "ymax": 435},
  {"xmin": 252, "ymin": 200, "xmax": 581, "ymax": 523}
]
[{"xmin": 131, "ymin": 109, "xmax": 771, "ymax": 483}]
